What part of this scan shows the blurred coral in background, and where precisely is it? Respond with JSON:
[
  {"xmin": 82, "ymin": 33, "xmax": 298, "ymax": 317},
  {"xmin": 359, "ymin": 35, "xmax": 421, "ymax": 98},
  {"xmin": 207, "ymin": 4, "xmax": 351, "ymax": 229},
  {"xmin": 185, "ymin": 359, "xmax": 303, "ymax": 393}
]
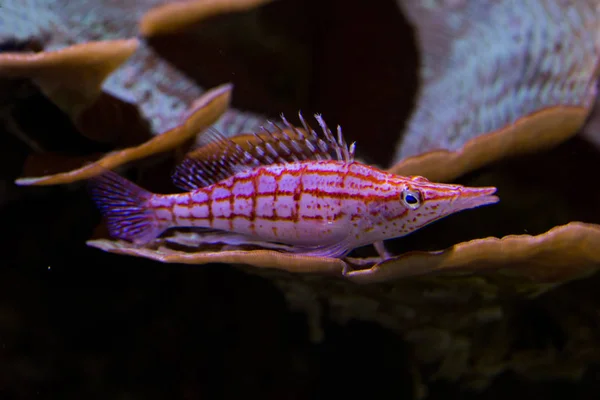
[{"xmin": 2, "ymin": 0, "xmax": 600, "ymax": 398}]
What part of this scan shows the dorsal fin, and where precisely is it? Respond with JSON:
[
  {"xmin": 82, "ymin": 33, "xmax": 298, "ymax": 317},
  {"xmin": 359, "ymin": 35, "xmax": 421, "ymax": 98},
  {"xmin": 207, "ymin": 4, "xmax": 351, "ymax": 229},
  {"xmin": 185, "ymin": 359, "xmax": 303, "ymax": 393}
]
[
  {"xmin": 171, "ymin": 112, "xmax": 356, "ymax": 191},
  {"xmin": 171, "ymin": 128, "xmax": 262, "ymax": 191}
]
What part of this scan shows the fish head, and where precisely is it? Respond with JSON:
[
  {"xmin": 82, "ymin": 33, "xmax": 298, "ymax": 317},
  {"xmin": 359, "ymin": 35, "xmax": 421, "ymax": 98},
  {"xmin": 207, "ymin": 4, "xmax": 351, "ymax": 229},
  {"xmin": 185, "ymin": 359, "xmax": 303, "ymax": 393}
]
[{"xmin": 393, "ymin": 175, "xmax": 499, "ymax": 234}]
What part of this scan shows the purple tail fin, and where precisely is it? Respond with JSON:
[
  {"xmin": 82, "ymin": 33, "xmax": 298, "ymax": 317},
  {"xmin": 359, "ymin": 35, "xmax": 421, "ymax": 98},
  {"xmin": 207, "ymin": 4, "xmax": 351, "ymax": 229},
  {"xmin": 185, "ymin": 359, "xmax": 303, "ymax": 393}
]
[{"xmin": 88, "ymin": 170, "xmax": 162, "ymax": 245}]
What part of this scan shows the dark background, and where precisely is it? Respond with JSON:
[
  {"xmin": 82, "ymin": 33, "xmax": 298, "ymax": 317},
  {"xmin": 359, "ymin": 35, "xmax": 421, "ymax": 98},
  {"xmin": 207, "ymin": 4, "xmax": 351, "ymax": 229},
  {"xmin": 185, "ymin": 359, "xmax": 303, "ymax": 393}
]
[{"xmin": 2, "ymin": 0, "xmax": 600, "ymax": 398}]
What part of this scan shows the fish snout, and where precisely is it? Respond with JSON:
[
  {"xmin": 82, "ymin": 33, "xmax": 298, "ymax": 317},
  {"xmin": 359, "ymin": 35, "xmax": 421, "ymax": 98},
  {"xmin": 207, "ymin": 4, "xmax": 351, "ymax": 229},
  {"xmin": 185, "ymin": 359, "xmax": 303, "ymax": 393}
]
[
  {"xmin": 452, "ymin": 186, "xmax": 499, "ymax": 210},
  {"xmin": 419, "ymin": 184, "xmax": 499, "ymax": 213}
]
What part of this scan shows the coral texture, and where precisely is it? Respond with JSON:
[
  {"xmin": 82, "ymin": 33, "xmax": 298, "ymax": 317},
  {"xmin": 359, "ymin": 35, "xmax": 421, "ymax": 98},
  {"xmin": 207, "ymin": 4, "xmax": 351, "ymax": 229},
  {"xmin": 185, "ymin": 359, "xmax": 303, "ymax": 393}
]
[{"xmin": 395, "ymin": 0, "xmax": 600, "ymax": 167}]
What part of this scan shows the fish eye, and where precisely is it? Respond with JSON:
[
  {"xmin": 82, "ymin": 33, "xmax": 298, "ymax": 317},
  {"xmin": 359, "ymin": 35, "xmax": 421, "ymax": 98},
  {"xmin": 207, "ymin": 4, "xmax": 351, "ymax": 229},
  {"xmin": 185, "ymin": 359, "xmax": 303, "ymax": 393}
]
[{"xmin": 401, "ymin": 189, "xmax": 421, "ymax": 209}]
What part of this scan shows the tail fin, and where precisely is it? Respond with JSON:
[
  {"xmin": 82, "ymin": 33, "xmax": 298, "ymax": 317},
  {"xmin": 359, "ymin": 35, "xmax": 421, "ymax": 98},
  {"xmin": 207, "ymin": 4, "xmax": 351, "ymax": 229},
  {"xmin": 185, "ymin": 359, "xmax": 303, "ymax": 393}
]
[{"xmin": 88, "ymin": 170, "xmax": 162, "ymax": 245}]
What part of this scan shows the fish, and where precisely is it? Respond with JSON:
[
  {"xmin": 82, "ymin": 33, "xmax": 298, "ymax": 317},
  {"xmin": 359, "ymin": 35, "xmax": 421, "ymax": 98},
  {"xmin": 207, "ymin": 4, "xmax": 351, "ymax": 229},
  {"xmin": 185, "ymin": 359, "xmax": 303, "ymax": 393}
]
[{"xmin": 88, "ymin": 113, "xmax": 499, "ymax": 259}]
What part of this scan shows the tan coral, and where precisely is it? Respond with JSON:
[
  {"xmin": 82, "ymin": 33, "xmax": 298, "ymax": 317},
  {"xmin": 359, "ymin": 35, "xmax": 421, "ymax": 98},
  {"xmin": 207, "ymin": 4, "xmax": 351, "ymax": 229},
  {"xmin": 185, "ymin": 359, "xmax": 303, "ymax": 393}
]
[
  {"xmin": 0, "ymin": 0, "xmax": 277, "ymax": 148},
  {"xmin": 14, "ymin": 83, "xmax": 233, "ymax": 186},
  {"xmin": 88, "ymin": 238, "xmax": 346, "ymax": 275},
  {"xmin": 393, "ymin": 0, "xmax": 600, "ymax": 178},
  {"xmin": 346, "ymin": 222, "xmax": 600, "ymax": 285},
  {"xmin": 389, "ymin": 106, "xmax": 589, "ymax": 182},
  {"xmin": 0, "ymin": 39, "xmax": 139, "ymax": 143},
  {"xmin": 86, "ymin": 222, "xmax": 600, "ymax": 288},
  {"xmin": 140, "ymin": 0, "xmax": 274, "ymax": 36}
]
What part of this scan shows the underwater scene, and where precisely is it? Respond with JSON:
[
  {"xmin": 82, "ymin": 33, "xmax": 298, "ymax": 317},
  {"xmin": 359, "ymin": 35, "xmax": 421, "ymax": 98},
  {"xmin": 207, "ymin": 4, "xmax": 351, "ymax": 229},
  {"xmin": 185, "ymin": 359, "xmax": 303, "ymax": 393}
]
[{"xmin": 2, "ymin": 0, "xmax": 600, "ymax": 398}]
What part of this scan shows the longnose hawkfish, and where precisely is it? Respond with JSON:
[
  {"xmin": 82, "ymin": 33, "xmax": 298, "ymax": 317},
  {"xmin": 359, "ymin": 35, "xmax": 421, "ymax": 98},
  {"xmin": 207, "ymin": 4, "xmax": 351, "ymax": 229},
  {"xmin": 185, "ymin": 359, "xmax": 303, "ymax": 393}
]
[{"xmin": 88, "ymin": 113, "xmax": 499, "ymax": 259}]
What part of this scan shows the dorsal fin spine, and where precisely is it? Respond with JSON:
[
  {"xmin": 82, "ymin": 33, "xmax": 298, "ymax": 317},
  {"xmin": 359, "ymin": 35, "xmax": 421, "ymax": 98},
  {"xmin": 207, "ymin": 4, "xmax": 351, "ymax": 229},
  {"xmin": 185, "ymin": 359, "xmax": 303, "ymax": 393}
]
[
  {"xmin": 281, "ymin": 114, "xmax": 306, "ymax": 141},
  {"xmin": 349, "ymin": 142, "xmax": 356, "ymax": 159},
  {"xmin": 278, "ymin": 141, "xmax": 291, "ymax": 155},
  {"xmin": 290, "ymin": 139, "xmax": 304, "ymax": 153},
  {"xmin": 264, "ymin": 142, "xmax": 277, "ymax": 157},
  {"xmin": 314, "ymin": 113, "xmax": 342, "ymax": 161}
]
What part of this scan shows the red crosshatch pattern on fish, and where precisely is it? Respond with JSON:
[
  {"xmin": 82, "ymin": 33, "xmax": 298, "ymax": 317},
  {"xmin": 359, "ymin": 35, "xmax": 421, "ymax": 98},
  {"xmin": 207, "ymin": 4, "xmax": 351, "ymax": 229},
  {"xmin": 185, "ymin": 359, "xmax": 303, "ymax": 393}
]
[{"xmin": 88, "ymin": 113, "xmax": 499, "ymax": 259}]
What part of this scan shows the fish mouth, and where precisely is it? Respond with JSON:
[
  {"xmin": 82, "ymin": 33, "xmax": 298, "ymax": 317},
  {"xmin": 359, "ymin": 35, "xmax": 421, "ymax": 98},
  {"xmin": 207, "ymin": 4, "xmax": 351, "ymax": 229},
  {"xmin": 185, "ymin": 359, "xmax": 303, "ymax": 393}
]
[{"xmin": 455, "ymin": 186, "xmax": 499, "ymax": 209}]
